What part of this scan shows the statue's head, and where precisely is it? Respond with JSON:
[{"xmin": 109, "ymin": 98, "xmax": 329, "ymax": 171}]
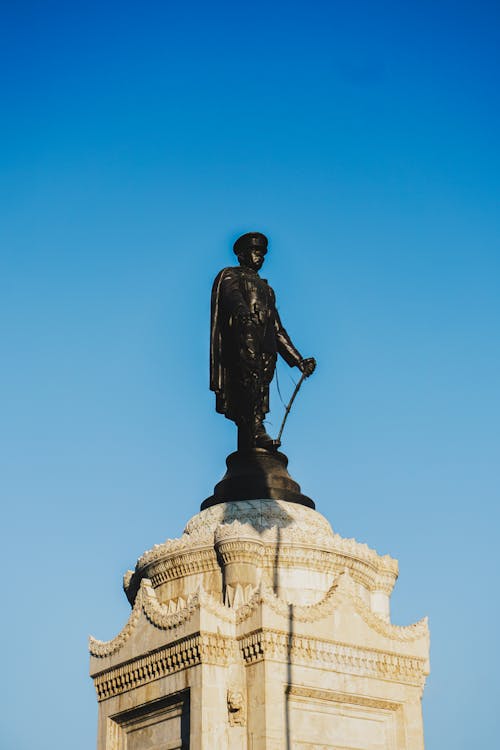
[{"xmin": 233, "ymin": 232, "xmax": 268, "ymax": 271}]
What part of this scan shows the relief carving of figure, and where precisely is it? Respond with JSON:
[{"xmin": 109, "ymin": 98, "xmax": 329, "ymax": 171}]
[{"xmin": 227, "ymin": 689, "xmax": 246, "ymax": 726}]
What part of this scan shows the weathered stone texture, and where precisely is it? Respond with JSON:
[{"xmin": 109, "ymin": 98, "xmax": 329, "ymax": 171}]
[{"xmin": 90, "ymin": 500, "xmax": 429, "ymax": 749}]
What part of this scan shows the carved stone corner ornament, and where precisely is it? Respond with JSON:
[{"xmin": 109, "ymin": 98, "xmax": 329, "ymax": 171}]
[{"xmin": 227, "ymin": 689, "xmax": 246, "ymax": 727}]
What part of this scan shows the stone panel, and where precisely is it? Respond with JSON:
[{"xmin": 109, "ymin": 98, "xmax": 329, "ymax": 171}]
[
  {"xmin": 107, "ymin": 692, "xmax": 190, "ymax": 750},
  {"xmin": 287, "ymin": 687, "xmax": 401, "ymax": 750}
]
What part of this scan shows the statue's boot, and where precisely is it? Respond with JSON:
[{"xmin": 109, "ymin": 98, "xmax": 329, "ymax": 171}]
[{"xmin": 254, "ymin": 417, "xmax": 277, "ymax": 450}]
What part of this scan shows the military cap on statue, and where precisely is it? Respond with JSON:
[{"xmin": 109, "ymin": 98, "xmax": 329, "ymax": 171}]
[{"xmin": 233, "ymin": 232, "xmax": 268, "ymax": 255}]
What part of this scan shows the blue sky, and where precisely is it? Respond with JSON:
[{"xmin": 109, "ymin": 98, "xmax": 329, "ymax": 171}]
[{"xmin": 1, "ymin": 2, "xmax": 499, "ymax": 748}]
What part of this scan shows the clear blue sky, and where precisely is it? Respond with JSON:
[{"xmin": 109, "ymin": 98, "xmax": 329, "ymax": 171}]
[{"xmin": 1, "ymin": 2, "xmax": 499, "ymax": 748}]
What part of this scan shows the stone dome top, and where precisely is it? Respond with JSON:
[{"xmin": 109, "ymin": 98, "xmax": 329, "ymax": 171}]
[{"xmin": 124, "ymin": 500, "xmax": 398, "ymax": 609}]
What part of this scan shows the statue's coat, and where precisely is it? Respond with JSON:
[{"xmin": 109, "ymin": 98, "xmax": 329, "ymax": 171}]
[{"xmin": 210, "ymin": 266, "xmax": 302, "ymax": 423}]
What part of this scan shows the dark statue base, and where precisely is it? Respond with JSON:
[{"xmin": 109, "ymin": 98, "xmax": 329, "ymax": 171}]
[{"xmin": 201, "ymin": 449, "xmax": 315, "ymax": 510}]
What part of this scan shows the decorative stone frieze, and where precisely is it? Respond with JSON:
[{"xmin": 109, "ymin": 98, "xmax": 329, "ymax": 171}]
[
  {"xmin": 93, "ymin": 631, "xmax": 237, "ymax": 701},
  {"xmin": 238, "ymin": 628, "xmax": 427, "ymax": 686},
  {"xmin": 146, "ymin": 547, "xmax": 218, "ymax": 587}
]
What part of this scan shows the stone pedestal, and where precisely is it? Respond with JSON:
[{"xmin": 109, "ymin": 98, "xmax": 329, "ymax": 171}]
[
  {"xmin": 203, "ymin": 450, "xmax": 315, "ymax": 508},
  {"xmin": 90, "ymin": 500, "xmax": 429, "ymax": 749}
]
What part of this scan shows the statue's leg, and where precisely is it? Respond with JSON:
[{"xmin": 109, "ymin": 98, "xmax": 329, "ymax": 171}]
[
  {"xmin": 254, "ymin": 353, "xmax": 277, "ymax": 449},
  {"xmin": 235, "ymin": 365, "xmax": 259, "ymax": 452},
  {"xmin": 235, "ymin": 323, "xmax": 262, "ymax": 451},
  {"xmin": 237, "ymin": 420, "xmax": 253, "ymax": 452}
]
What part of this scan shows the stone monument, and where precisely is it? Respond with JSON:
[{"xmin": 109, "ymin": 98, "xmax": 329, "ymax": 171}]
[{"xmin": 90, "ymin": 233, "xmax": 429, "ymax": 749}]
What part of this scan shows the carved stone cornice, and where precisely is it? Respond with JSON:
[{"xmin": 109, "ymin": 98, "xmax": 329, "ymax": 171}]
[
  {"xmin": 93, "ymin": 620, "xmax": 427, "ymax": 703},
  {"xmin": 93, "ymin": 632, "xmax": 238, "ymax": 701},
  {"xmin": 137, "ymin": 532, "xmax": 213, "ymax": 568},
  {"xmin": 145, "ymin": 547, "xmax": 217, "ymax": 588},
  {"xmin": 215, "ymin": 538, "xmax": 265, "ymax": 566},
  {"xmin": 238, "ymin": 628, "xmax": 428, "ymax": 686},
  {"xmin": 263, "ymin": 544, "xmax": 335, "ymax": 572},
  {"xmin": 261, "ymin": 545, "xmax": 382, "ymax": 591},
  {"xmin": 373, "ymin": 572, "xmax": 399, "ymax": 594}
]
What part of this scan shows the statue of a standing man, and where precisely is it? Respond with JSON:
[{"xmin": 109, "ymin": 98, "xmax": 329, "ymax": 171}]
[{"xmin": 210, "ymin": 232, "xmax": 316, "ymax": 452}]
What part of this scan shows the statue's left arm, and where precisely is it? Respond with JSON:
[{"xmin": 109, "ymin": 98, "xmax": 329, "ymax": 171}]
[
  {"xmin": 274, "ymin": 309, "xmax": 302, "ymax": 367},
  {"xmin": 273, "ymin": 310, "xmax": 316, "ymax": 378}
]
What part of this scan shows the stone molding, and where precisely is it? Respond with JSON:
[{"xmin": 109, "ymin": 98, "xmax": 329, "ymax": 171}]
[
  {"xmin": 186, "ymin": 503, "xmax": 398, "ymax": 575},
  {"xmin": 135, "ymin": 500, "xmax": 397, "ymax": 575},
  {"xmin": 145, "ymin": 547, "xmax": 218, "ymax": 589},
  {"xmin": 262, "ymin": 545, "xmax": 381, "ymax": 591},
  {"xmin": 93, "ymin": 632, "xmax": 237, "ymax": 701},
  {"xmin": 238, "ymin": 629, "xmax": 428, "ymax": 686},
  {"xmin": 286, "ymin": 685, "xmax": 401, "ymax": 712},
  {"xmin": 215, "ymin": 537, "xmax": 265, "ymax": 566},
  {"xmin": 106, "ymin": 691, "xmax": 189, "ymax": 749},
  {"xmin": 129, "ymin": 541, "xmax": 395, "ymax": 605}
]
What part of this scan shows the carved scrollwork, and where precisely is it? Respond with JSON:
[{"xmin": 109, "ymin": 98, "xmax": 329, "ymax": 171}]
[
  {"xmin": 233, "ymin": 572, "xmax": 428, "ymax": 642},
  {"xmin": 334, "ymin": 571, "xmax": 428, "ymax": 642},
  {"xmin": 90, "ymin": 579, "xmax": 200, "ymax": 657},
  {"xmin": 89, "ymin": 585, "xmax": 144, "ymax": 658},
  {"xmin": 90, "ymin": 579, "xmax": 242, "ymax": 659}
]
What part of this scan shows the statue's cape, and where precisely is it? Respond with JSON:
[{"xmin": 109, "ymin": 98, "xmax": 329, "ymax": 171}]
[{"xmin": 210, "ymin": 268, "xmax": 229, "ymax": 412}]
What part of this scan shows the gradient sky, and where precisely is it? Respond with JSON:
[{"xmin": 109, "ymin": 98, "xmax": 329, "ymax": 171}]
[{"xmin": 1, "ymin": 2, "xmax": 499, "ymax": 748}]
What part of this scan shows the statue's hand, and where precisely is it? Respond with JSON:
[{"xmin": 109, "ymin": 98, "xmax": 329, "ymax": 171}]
[{"xmin": 299, "ymin": 357, "xmax": 316, "ymax": 377}]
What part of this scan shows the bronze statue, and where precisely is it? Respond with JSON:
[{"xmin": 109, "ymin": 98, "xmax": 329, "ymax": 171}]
[{"xmin": 210, "ymin": 232, "xmax": 316, "ymax": 452}]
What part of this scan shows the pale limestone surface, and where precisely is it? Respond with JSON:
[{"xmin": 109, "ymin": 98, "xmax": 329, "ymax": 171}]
[{"xmin": 90, "ymin": 500, "xmax": 429, "ymax": 749}]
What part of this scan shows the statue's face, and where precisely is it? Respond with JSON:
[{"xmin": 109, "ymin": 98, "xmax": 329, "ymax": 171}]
[{"xmin": 239, "ymin": 247, "xmax": 265, "ymax": 271}]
